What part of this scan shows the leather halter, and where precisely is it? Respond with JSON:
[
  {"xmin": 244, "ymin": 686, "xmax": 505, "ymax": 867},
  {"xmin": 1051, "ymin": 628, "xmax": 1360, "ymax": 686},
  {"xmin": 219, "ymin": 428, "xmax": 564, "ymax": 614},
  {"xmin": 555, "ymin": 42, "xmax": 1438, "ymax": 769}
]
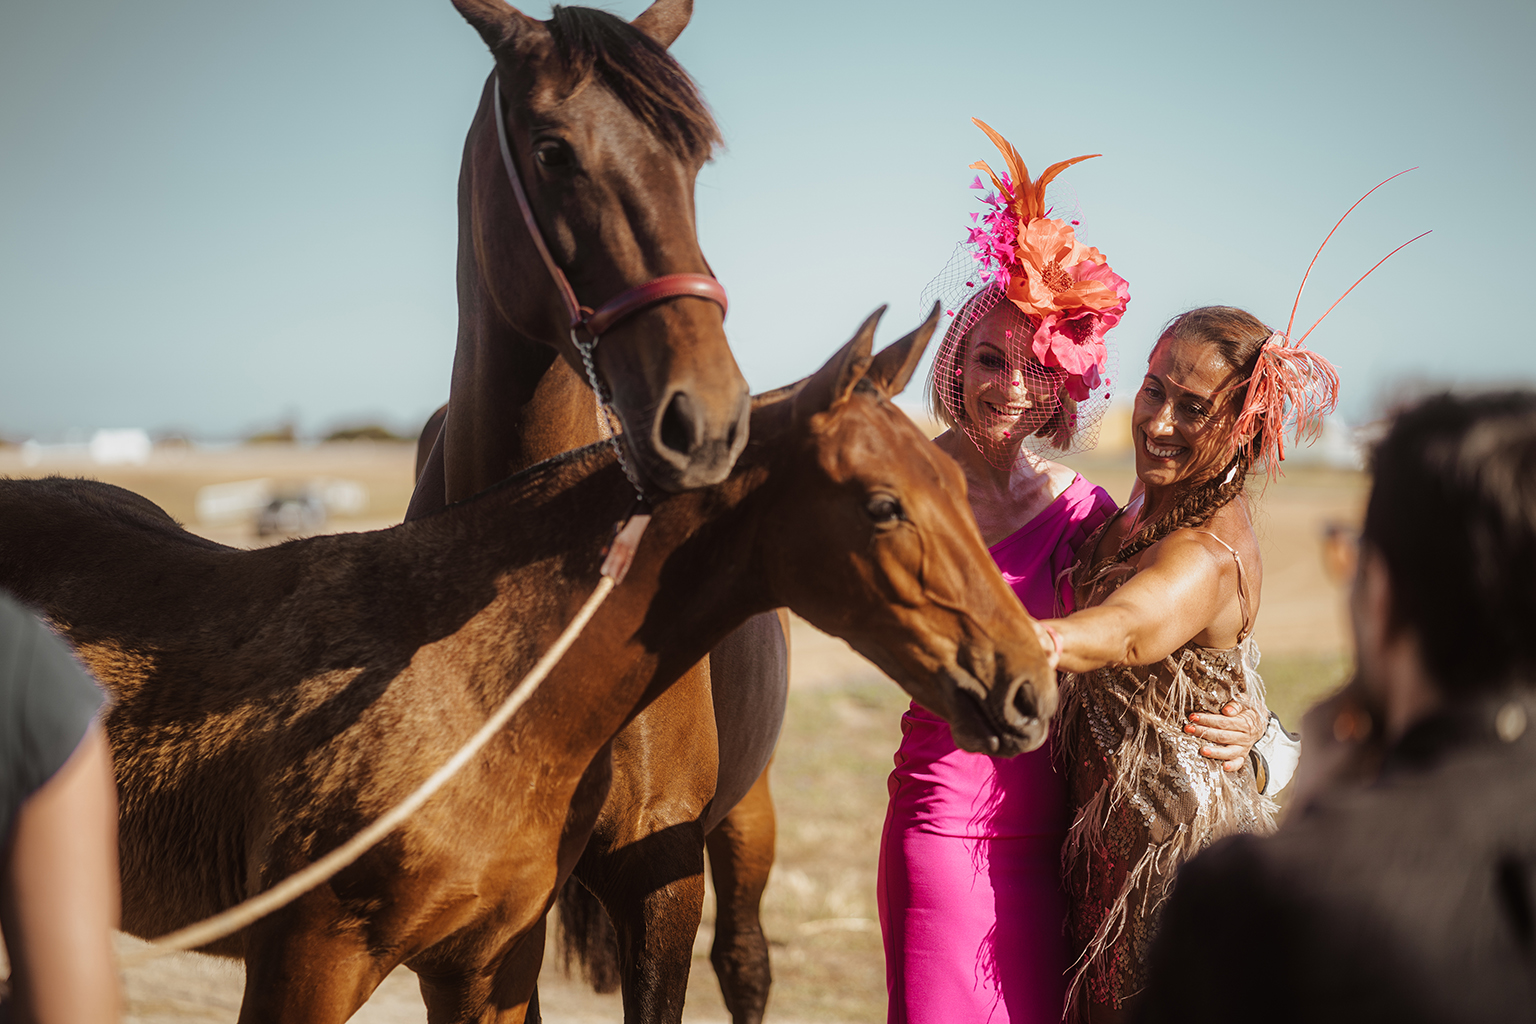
[{"xmin": 491, "ymin": 78, "xmax": 728, "ymax": 342}]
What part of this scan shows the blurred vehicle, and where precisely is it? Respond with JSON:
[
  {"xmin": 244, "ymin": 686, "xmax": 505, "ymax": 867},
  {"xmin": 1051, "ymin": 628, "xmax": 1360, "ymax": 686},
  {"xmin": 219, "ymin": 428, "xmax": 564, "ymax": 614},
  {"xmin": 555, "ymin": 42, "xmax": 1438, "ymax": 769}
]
[{"xmin": 255, "ymin": 490, "xmax": 327, "ymax": 538}]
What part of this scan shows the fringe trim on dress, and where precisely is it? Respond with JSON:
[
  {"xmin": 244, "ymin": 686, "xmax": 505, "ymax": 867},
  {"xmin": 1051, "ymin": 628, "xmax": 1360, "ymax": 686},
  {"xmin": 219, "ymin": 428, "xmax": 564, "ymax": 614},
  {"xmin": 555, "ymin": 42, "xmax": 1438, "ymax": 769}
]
[{"xmin": 1056, "ymin": 638, "xmax": 1278, "ymax": 1022}]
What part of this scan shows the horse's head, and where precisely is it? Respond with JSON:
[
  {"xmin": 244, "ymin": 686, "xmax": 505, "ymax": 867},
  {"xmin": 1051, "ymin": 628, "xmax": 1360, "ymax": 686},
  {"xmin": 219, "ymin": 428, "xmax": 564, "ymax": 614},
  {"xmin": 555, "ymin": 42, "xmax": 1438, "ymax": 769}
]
[
  {"xmin": 453, "ymin": 0, "xmax": 749, "ymax": 492},
  {"xmin": 756, "ymin": 307, "xmax": 1058, "ymax": 756}
]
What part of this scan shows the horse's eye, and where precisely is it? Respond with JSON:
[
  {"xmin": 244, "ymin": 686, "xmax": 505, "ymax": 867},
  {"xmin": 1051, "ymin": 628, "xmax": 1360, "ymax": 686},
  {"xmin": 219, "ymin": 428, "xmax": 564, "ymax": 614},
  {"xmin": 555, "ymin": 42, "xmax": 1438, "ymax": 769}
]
[
  {"xmin": 534, "ymin": 141, "xmax": 572, "ymax": 169},
  {"xmin": 866, "ymin": 494, "xmax": 904, "ymax": 525}
]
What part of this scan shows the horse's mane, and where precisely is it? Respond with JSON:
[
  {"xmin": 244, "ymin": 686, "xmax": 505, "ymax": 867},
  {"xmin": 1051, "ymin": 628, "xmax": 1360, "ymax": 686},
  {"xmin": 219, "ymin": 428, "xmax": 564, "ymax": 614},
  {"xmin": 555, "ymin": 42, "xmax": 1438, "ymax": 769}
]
[
  {"xmin": 548, "ymin": 5, "xmax": 721, "ymax": 161},
  {"xmin": 416, "ymin": 440, "xmax": 617, "ymax": 525}
]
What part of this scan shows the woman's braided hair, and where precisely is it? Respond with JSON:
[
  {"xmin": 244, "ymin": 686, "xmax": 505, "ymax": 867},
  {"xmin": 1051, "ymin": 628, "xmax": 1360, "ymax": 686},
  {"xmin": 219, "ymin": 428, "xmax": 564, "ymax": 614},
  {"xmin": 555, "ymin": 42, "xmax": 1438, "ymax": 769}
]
[{"xmin": 1105, "ymin": 306, "xmax": 1273, "ymax": 567}]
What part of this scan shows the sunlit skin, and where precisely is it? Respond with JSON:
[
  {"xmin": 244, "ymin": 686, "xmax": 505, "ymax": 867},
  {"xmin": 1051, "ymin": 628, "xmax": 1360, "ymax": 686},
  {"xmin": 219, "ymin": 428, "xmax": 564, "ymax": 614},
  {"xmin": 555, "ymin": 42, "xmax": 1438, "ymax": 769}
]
[
  {"xmin": 1131, "ymin": 334, "xmax": 1246, "ymax": 511},
  {"xmin": 1042, "ymin": 331, "xmax": 1267, "ymax": 768},
  {"xmin": 0, "ymin": 724, "xmax": 122, "ymax": 1024}
]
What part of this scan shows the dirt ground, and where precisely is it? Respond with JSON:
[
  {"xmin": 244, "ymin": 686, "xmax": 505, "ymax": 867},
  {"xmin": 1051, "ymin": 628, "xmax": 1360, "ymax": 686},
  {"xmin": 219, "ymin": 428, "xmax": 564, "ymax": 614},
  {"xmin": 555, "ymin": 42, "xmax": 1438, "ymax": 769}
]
[{"xmin": 0, "ymin": 439, "xmax": 1363, "ymax": 1022}]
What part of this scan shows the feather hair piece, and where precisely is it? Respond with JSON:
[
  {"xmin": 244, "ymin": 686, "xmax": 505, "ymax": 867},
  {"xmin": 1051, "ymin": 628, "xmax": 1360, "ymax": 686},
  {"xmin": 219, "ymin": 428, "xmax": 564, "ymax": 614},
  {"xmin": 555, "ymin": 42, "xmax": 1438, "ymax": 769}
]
[{"xmin": 1235, "ymin": 170, "xmax": 1430, "ymax": 479}]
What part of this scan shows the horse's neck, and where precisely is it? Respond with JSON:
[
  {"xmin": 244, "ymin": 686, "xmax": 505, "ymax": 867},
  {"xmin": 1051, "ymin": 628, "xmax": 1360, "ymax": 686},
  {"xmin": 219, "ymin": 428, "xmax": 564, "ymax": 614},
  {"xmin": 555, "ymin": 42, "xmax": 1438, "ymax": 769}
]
[
  {"xmin": 442, "ymin": 318, "xmax": 606, "ymax": 502},
  {"xmin": 444, "ymin": 449, "xmax": 772, "ymax": 720},
  {"xmin": 613, "ymin": 460, "xmax": 774, "ymax": 672},
  {"xmin": 440, "ymin": 79, "xmax": 607, "ymax": 505}
]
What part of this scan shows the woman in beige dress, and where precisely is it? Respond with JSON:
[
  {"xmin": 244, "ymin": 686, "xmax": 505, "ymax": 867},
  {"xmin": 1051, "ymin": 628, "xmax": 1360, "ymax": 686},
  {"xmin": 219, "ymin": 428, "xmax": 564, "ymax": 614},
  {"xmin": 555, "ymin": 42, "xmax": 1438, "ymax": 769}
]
[{"xmin": 1041, "ymin": 305, "xmax": 1337, "ymax": 1022}]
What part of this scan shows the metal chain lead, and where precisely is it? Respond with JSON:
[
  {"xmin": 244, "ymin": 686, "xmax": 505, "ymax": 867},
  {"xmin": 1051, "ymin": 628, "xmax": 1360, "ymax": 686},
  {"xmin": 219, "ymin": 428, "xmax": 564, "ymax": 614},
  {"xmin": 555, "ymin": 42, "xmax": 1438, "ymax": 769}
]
[{"xmin": 574, "ymin": 330, "xmax": 648, "ymax": 502}]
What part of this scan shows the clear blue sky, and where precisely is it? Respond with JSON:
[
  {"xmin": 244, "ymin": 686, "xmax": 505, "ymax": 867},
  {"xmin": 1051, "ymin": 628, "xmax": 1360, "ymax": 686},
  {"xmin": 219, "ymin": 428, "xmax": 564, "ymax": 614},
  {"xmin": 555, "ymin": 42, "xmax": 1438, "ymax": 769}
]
[{"xmin": 2, "ymin": 0, "xmax": 1531, "ymax": 439}]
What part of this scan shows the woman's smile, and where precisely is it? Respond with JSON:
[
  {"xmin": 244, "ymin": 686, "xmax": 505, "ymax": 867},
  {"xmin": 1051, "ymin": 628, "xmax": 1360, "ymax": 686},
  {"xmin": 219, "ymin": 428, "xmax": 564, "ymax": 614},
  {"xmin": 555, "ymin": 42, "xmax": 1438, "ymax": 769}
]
[
  {"xmin": 982, "ymin": 397, "xmax": 1031, "ymax": 420},
  {"xmin": 1141, "ymin": 431, "xmax": 1187, "ymax": 461}
]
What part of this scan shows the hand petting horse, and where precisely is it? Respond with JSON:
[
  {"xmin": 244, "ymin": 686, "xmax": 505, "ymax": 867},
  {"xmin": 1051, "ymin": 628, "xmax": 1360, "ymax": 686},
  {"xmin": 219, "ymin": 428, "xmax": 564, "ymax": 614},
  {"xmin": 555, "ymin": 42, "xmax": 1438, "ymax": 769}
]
[{"xmin": 0, "ymin": 309, "xmax": 1057, "ymax": 1024}]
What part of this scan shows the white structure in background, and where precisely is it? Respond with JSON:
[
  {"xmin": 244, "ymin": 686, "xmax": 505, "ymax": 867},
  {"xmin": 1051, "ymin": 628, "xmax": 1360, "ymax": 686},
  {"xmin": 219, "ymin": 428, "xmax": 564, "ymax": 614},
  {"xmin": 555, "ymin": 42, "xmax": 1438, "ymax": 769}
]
[
  {"xmin": 194, "ymin": 477, "xmax": 370, "ymax": 536},
  {"xmin": 1286, "ymin": 418, "xmax": 1368, "ymax": 470},
  {"xmin": 196, "ymin": 478, "xmax": 277, "ymax": 525},
  {"xmin": 89, "ymin": 428, "xmax": 153, "ymax": 465},
  {"xmin": 317, "ymin": 479, "xmax": 368, "ymax": 517},
  {"xmin": 19, "ymin": 429, "xmax": 153, "ymax": 467}
]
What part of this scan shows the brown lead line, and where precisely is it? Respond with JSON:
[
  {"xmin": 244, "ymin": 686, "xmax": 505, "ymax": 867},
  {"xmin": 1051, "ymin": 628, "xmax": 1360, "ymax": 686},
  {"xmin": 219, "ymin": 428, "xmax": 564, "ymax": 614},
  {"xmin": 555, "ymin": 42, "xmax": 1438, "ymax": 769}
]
[{"xmin": 114, "ymin": 513, "xmax": 651, "ymax": 968}]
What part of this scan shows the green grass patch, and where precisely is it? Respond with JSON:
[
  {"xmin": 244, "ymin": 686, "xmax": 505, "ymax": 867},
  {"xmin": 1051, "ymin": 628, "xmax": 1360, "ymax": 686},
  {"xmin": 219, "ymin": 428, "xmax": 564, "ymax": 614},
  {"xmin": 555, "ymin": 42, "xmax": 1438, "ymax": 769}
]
[{"xmin": 1259, "ymin": 651, "xmax": 1353, "ymax": 728}]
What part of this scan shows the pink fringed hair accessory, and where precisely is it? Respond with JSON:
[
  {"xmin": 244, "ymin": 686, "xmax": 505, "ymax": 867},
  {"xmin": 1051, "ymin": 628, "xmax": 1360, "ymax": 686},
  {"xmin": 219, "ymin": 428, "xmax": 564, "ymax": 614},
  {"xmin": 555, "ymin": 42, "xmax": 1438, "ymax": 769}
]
[
  {"xmin": 925, "ymin": 119, "xmax": 1127, "ymax": 468},
  {"xmin": 1232, "ymin": 332, "xmax": 1341, "ymax": 475},
  {"xmin": 1234, "ymin": 170, "xmax": 1431, "ymax": 479}
]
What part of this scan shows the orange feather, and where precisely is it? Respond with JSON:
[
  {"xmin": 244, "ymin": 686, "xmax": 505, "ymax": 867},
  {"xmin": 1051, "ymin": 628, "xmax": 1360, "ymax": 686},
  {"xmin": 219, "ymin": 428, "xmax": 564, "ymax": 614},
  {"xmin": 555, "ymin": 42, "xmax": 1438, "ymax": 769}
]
[{"xmin": 971, "ymin": 118, "xmax": 1099, "ymax": 223}]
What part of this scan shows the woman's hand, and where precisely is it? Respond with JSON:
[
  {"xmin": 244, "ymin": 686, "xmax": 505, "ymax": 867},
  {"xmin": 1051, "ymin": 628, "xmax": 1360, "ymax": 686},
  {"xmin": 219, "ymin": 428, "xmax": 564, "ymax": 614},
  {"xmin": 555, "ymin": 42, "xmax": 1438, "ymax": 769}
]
[
  {"xmin": 1185, "ymin": 700, "xmax": 1265, "ymax": 771},
  {"xmin": 1032, "ymin": 620, "xmax": 1061, "ymax": 674}
]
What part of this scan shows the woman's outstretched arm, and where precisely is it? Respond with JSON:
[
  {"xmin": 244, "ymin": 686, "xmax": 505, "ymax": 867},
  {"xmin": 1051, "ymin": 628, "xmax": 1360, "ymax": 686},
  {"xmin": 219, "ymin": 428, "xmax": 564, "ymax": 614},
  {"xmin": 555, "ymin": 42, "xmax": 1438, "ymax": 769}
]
[
  {"xmin": 1045, "ymin": 530, "xmax": 1240, "ymax": 672},
  {"xmin": 1041, "ymin": 530, "xmax": 1266, "ymax": 769}
]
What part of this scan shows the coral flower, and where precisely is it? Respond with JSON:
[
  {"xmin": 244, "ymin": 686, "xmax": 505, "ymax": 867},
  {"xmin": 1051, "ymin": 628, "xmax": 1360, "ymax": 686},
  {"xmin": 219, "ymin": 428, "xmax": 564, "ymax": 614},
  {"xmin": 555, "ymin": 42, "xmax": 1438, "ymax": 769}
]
[
  {"xmin": 963, "ymin": 118, "xmax": 1129, "ymax": 402},
  {"xmin": 1006, "ymin": 218, "xmax": 1126, "ymax": 321}
]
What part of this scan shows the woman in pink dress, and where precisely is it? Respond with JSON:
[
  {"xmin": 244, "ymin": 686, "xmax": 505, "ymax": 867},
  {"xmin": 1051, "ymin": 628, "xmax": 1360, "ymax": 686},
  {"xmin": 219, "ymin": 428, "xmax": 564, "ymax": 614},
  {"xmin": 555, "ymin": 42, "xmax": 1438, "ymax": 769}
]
[{"xmin": 877, "ymin": 122, "xmax": 1262, "ymax": 1024}]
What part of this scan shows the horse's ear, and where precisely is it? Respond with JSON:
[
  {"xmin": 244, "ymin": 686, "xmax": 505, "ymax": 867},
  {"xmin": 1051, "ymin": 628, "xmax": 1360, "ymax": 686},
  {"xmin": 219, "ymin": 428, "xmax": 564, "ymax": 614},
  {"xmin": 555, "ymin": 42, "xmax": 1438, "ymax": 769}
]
[
  {"xmin": 451, "ymin": 0, "xmax": 539, "ymax": 52},
  {"xmin": 631, "ymin": 0, "xmax": 693, "ymax": 47},
  {"xmin": 793, "ymin": 307, "xmax": 883, "ymax": 423},
  {"xmin": 867, "ymin": 302, "xmax": 941, "ymax": 397}
]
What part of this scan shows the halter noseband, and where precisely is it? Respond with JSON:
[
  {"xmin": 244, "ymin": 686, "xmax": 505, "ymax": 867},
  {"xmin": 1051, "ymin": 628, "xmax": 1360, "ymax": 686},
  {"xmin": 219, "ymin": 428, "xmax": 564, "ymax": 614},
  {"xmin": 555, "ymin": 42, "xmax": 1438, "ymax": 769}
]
[{"xmin": 491, "ymin": 78, "xmax": 728, "ymax": 343}]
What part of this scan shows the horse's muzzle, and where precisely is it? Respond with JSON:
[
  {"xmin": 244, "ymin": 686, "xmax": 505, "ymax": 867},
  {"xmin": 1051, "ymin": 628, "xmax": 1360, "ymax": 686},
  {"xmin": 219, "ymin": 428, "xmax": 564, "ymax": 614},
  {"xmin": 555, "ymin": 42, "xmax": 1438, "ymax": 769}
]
[
  {"xmin": 947, "ymin": 666, "xmax": 1058, "ymax": 758},
  {"xmin": 638, "ymin": 383, "xmax": 751, "ymax": 492}
]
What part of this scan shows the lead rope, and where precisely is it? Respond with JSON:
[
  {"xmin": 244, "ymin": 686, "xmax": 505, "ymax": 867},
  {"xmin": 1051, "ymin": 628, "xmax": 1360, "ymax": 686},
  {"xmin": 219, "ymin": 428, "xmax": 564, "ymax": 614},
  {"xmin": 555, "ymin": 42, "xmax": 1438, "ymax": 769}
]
[{"xmin": 113, "ymin": 504, "xmax": 651, "ymax": 969}]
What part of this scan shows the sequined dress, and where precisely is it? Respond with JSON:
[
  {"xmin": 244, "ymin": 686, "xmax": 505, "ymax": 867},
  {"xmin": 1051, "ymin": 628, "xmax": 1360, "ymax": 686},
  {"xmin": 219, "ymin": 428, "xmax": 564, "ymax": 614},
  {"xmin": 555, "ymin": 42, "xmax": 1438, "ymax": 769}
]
[{"xmin": 1056, "ymin": 520, "xmax": 1277, "ymax": 1020}]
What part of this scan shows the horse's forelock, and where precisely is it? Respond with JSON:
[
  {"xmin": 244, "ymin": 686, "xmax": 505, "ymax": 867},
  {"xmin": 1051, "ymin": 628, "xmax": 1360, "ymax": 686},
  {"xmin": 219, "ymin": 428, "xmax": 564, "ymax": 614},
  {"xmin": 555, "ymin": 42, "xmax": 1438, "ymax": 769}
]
[{"xmin": 546, "ymin": 5, "xmax": 720, "ymax": 162}]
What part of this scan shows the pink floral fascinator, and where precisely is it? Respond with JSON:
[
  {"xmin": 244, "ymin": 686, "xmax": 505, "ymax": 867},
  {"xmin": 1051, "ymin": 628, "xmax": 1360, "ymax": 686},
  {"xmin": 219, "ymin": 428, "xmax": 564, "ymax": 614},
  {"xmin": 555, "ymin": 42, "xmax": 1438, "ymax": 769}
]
[
  {"xmin": 1234, "ymin": 169, "xmax": 1432, "ymax": 480},
  {"xmin": 966, "ymin": 119, "xmax": 1128, "ymax": 402},
  {"xmin": 925, "ymin": 120, "xmax": 1127, "ymax": 465}
]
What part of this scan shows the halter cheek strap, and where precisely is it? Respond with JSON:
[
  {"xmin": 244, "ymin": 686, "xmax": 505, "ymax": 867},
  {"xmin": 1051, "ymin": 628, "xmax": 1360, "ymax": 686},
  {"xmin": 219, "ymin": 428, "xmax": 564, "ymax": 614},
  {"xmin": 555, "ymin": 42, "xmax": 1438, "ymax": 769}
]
[{"xmin": 491, "ymin": 77, "xmax": 727, "ymax": 340}]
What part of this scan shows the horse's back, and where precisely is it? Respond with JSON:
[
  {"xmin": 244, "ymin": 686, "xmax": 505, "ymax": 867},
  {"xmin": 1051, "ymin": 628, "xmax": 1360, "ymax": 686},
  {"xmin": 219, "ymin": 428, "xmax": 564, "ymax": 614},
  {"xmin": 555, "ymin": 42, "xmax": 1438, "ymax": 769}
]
[
  {"xmin": 1, "ymin": 475, "xmax": 187, "ymax": 529},
  {"xmin": 0, "ymin": 475, "xmax": 261, "ymax": 654},
  {"xmin": 0, "ymin": 476, "xmax": 226, "ymax": 602}
]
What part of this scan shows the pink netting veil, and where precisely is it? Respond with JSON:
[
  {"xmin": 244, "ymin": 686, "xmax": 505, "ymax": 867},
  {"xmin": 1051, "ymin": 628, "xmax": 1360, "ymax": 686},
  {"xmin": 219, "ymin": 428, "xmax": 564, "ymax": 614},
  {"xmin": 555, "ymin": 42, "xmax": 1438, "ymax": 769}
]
[{"xmin": 924, "ymin": 250, "xmax": 1118, "ymax": 467}]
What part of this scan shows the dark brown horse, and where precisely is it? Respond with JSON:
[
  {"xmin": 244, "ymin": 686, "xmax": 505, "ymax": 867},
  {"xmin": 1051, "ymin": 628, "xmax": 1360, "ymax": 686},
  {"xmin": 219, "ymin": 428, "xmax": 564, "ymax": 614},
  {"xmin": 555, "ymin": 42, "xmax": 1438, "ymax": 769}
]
[
  {"xmin": 408, "ymin": 0, "xmax": 748, "ymax": 519},
  {"xmin": 408, "ymin": 4, "xmax": 788, "ymax": 1020},
  {"xmin": 0, "ymin": 316, "xmax": 1056, "ymax": 1023}
]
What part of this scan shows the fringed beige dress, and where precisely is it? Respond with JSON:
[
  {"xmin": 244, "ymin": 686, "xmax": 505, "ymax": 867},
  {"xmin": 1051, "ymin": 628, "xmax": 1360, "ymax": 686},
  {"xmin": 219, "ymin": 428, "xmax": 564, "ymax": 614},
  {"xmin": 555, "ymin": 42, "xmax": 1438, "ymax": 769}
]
[{"xmin": 1056, "ymin": 519, "xmax": 1278, "ymax": 1020}]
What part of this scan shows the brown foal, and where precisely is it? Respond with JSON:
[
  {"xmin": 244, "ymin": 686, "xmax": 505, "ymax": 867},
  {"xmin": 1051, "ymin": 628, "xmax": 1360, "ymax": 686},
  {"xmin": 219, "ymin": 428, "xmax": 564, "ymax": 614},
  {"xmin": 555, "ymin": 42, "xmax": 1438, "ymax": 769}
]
[{"xmin": 0, "ymin": 314, "xmax": 1055, "ymax": 1023}]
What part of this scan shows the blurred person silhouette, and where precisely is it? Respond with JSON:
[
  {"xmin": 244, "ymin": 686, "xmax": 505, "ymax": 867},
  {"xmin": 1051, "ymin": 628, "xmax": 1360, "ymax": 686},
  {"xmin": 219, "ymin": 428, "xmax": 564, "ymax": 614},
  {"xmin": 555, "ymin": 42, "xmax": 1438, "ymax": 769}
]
[
  {"xmin": 1137, "ymin": 391, "xmax": 1536, "ymax": 1023},
  {"xmin": 0, "ymin": 591, "xmax": 120, "ymax": 1023}
]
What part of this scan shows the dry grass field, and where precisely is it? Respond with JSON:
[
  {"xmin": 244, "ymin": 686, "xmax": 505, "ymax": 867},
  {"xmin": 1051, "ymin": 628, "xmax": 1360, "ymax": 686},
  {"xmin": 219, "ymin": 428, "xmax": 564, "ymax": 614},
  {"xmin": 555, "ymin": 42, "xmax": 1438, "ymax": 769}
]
[{"xmin": 0, "ymin": 436, "xmax": 1363, "ymax": 1023}]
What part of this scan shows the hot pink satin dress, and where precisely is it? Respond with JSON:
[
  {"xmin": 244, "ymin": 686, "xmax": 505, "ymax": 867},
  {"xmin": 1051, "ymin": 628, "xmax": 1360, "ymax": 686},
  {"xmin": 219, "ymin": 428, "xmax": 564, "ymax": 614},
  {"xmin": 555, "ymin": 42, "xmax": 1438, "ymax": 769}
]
[{"xmin": 878, "ymin": 474, "xmax": 1115, "ymax": 1024}]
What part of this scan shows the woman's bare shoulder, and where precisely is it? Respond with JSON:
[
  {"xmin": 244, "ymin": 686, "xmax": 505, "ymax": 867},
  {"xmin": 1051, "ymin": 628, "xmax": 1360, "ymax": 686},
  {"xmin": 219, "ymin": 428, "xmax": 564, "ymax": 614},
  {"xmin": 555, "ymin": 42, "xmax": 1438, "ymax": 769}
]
[
  {"xmin": 1139, "ymin": 501, "xmax": 1261, "ymax": 602},
  {"xmin": 1046, "ymin": 459, "xmax": 1079, "ymax": 499}
]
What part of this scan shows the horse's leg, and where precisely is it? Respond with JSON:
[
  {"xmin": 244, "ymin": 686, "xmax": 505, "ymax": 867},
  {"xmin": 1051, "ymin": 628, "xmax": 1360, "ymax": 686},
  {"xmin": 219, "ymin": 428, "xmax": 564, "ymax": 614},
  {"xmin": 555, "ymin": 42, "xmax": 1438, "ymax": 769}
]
[
  {"xmin": 572, "ymin": 660, "xmax": 718, "ymax": 1024},
  {"xmin": 585, "ymin": 827, "xmax": 709, "ymax": 1024},
  {"xmin": 700, "ymin": 610, "xmax": 789, "ymax": 1024},
  {"xmin": 237, "ymin": 914, "xmax": 389, "ymax": 1024},
  {"xmin": 705, "ymin": 764, "xmax": 776, "ymax": 1024},
  {"xmin": 416, "ymin": 917, "xmax": 547, "ymax": 1024}
]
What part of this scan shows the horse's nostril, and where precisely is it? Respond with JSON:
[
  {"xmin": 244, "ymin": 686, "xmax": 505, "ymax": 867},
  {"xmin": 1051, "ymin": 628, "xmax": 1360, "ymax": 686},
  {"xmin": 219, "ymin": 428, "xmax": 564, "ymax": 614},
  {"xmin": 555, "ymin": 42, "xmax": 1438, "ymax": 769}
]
[
  {"xmin": 1012, "ymin": 682, "xmax": 1037, "ymax": 721},
  {"xmin": 659, "ymin": 391, "xmax": 696, "ymax": 456}
]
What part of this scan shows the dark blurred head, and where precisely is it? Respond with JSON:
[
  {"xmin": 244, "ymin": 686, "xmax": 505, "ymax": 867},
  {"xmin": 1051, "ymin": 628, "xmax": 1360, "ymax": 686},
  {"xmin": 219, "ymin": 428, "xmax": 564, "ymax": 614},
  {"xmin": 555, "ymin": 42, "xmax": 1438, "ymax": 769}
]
[{"xmin": 1363, "ymin": 391, "xmax": 1536, "ymax": 696}]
